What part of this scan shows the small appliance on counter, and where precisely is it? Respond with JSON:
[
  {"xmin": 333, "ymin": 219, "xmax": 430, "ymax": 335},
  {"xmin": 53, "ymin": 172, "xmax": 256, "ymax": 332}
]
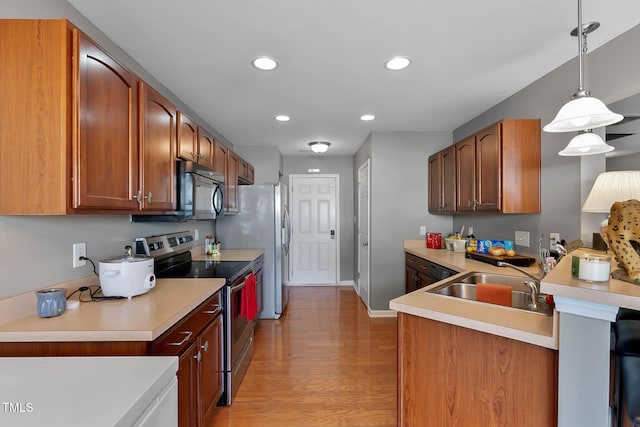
[{"xmin": 99, "ymin": 246, "xmax": 156, "ymax": 298}]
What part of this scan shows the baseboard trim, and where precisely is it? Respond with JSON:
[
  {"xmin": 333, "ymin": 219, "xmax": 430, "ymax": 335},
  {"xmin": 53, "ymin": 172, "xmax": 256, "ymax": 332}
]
[
  {"xmin": 368, "ymin": 309, "xmax": 398, "ymax": 318},
  {"xmin": 288, "ymin": 281, "xmax": 355, "ymax": 287}
]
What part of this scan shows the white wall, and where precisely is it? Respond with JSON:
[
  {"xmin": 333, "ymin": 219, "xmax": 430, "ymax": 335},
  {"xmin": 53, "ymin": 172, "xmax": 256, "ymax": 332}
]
[{"xmin": 361, "ymin": 131, "xmax": 453, "ymax": 310}]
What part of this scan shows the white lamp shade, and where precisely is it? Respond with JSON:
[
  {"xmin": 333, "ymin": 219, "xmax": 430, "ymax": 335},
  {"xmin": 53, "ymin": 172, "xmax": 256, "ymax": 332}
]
[
  {"xmin": 309, "ymin": 141, "xmax": 330, "ymax": 153},
  {"xmin": 543, "ymin": 96, "xmax": 624, "ymax": 133},
  {"xmin": 582, "ymin": 171, "xmax": 640, "ymax": 212},
  {"xmin": 558, "ymin": 131, "xmax": 614, "ymax": 156}
]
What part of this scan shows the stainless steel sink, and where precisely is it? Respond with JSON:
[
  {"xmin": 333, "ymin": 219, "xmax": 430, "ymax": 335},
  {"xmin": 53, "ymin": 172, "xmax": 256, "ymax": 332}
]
[{"xmin": 425, "ymin": 272, "xmax": 553, "ymax": 316}]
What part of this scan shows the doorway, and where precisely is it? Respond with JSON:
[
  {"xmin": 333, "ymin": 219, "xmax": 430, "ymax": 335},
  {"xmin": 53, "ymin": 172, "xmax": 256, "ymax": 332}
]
[
  {"xmin": 357, "ymin": 160, "xmax": 370, "ymax": 309},
  {"xmin": 288, "ymin": 174, "xmax": 340, "ymax": 285}
]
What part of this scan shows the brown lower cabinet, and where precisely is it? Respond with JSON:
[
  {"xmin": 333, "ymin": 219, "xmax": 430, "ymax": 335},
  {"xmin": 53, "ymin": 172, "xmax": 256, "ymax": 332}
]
[
  {"xmin": 0, "ymin": 291, "xmax": 224, "ymax": 427},
  {"xmin": 398, "ymin": 313, "xmax": 557, "ymax": 426}
]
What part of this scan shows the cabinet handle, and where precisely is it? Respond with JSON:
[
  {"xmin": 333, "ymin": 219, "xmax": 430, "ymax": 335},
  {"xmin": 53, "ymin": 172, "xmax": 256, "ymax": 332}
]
[
  {"xmin": 166, "ymin": 331, "xmax": 192, "ymax": 346},
  {"xmin": 201, "ymin": 340, "xmax": 209, "ymax": 353},
  {"xmin": 132, "ymin": 191, "xmax": 142, "ymax": 203},
  {"xmin": 144, "ymin": 192, "xmax": 152, "ymax": 203},
  {"xmin": 467, "ymin": 200, "xmax": 472, "ymax": 207},
  {"xmin": 194, "ymin": 350, "xmax": 202, "ymax": 362},
  {"xmin": 475, "ymin": 200, "xmax": 480, "ymax": 205}
]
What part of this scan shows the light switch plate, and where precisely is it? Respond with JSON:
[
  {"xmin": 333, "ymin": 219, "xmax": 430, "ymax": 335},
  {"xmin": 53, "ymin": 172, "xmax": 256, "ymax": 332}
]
[
  {"xmin": 419, "ymin": 226, "xmax": 427, "ymax": 236},
  {"xmin": 550, "ymin": 233, "xmax": 560, "ymax": 251},
  {"xmin": 514, "ymin": 231, "xmax": 530, "ymax": 247}
]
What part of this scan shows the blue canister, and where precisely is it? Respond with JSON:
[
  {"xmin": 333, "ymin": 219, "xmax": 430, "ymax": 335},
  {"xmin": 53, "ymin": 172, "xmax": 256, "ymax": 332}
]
[{"xmin": 35, "ymin": 288, "xmax": 67, "ymax": 318}]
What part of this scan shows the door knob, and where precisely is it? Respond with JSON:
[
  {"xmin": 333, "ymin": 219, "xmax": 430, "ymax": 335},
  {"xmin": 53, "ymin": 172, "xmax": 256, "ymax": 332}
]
[
  {"xmin": 330, "ymin": 230, "xmax": 335, "ymax": 239},
  {"xmin": 363, "ymin": 242, "xmax": 368, "ymax": 247}
]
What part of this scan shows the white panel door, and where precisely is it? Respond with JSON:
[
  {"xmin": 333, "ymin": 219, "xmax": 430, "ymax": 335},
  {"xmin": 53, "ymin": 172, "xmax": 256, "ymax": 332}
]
[
  {"xmin": 357, "ymin": 160, "xmax": 370, "ymax": 309},
  {"xmin": 289, "ymin": 175, "xmax": 338, "ymax": 284}
]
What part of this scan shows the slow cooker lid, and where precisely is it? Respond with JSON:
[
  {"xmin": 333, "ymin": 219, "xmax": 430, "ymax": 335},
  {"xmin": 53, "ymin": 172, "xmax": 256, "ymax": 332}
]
[{"xmin": 101, "ymin": 245, "xmax": 153, "ymax": 264}]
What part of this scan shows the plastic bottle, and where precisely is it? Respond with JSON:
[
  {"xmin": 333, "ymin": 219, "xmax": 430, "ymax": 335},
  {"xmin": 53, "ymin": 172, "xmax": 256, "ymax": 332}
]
[{"xmin": 205, "ymin": 235, "xmax": 214, "ymax": 255}]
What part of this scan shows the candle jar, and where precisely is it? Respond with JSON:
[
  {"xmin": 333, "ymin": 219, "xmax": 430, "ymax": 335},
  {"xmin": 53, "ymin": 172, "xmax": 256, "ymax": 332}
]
[{"xmin": 578, "ymin": 255, "xmax": 611, "ymax": 282}]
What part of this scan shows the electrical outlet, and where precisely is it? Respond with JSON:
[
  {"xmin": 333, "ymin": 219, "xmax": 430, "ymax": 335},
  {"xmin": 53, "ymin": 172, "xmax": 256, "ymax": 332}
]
[
  {"xmin": 194, "ymin": 229, "xmax": 199, "ymax": 240},
  {"xmin": 514, "ymin": 231, "xmax": 530, "ymax": 247},
  {"xmin": 550, "ymin": 233, "xmax": 560, "ymax": 251},
  {"xmin": 419, "ymin": 226, "xmax": 427, "ymax": 236},
  {"xmin": 72, "ymin": 243, "xmax": 86, "ymax": 268}
]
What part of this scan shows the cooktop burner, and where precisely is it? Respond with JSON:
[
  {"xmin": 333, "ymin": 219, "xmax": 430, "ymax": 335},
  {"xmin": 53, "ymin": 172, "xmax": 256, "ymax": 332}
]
[{"xmin": 154, "ymin": 251, "xmax": 251, "ymax": 285}]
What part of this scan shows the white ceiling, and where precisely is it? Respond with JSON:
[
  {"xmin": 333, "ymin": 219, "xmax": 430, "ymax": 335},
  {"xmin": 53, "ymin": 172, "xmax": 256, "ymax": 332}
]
[{"xmin": 66, "ymin": 0, "xmax": 640, "ymax": 156}]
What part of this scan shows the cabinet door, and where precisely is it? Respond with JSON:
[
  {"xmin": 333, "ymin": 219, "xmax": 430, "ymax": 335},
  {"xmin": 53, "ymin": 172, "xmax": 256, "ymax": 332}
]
[
  {"xmin": 247, "ymin": 165, "xmax": 255, "ymax": 184},
  {"xmin": 441, "ymin": 146, "xmax": 456, "ymax": 213},
  {"xmin": 177, "ymin": 344, "xmax": 198, "ymax": 427},
  {"xmin": 405, "ymin": 266, "xmax": 419, "ymax": 294},
  {"xmin": 475, "ymin": 123, "xmax": 501, "ymax": 212},
  {"xmin": 74, "ymin": 30, "xmax": 140, "ymax": 210},
  {"xmin": 197, "ymin": 128, "xmax": 215, "ymax": 170},
  {"xmin": 139, "ymin": 83, "xmax": 176, "ymax": 211},
  {"xmin": 427, "ymin": 153, "xmax": 442, "ymax": 214},
  {"xmin": 225, "ymin": 149, "xmax": 239, "ymax": 213},
  {"xmin": 177, "ymin": 111, "xmax": 198, "ymax": 162},
  {"xmin": 197, "ymin": 314, "xmax": 224, "ymax": 426},
  {"xmin": 455, "ymin": 136, "xmax": 476, "ymax": 212},
  {"xmin": 213, "ymin": 141, "xmax": 227, "ymax": 176}
]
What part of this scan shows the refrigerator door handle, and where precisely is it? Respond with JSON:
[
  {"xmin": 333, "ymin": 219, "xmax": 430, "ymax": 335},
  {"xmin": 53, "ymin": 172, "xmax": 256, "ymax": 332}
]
[{"xmin": 283, "ymin": 205, "xmax": 291, "ymax": 255}]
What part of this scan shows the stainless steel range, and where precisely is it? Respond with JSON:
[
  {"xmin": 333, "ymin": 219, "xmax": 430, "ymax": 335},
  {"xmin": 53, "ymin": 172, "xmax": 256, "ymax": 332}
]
[{"xmin": 135, "ymin": 231, "xmax": 254, "ymax": 406}]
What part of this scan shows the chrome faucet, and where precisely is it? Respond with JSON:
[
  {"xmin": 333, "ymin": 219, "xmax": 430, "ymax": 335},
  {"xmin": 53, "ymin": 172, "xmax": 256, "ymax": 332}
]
[{"xmin": 496, "ymin": 261, "xmax": 541, "ymax": 310}]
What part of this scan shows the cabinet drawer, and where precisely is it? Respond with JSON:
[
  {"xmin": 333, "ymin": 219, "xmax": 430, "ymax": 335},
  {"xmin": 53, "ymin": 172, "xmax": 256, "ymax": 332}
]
[{"xmin": 153, "ymin": 292, "xmax": 222, "ymax": 356}]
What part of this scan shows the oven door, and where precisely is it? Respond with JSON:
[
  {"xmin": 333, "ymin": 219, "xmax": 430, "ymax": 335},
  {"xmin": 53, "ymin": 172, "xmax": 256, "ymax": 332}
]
[{"xmin": 226, "ymin": 276, "xmax": 254, "ymax": 370}]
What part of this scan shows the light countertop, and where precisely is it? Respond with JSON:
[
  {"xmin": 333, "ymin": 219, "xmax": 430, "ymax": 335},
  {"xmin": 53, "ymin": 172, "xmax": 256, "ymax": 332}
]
[
  {"xmin": 391, "ymin": 240, "xmax": 558, "ymax": 349},
  {"xmin": 0, "ymin": 356, "xmax": 177, "ymax": 426},
  {"xmin": 0, "ymin": 278, "xmax": 226, "ymax": 342},
  {"xmin": 0, "ymin": 247, "xmax": 265, "ymax": 343},
  {"xmin": 541, "ymin": 248, "xmax": 640, "ymax": 310}
]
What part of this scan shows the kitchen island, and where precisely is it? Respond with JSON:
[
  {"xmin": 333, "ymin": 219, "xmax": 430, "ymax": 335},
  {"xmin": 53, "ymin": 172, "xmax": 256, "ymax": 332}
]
[{"xmin": 391, "ymin": 240, "xmax": 558, "ymax": 426}]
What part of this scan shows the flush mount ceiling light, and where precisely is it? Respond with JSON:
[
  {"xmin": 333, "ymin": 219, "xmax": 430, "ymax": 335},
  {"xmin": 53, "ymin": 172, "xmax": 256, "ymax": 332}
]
[
  {"xmin": 275, "ymin": 115, "xmax": 290, "ymax": 122},
  {"xmin": 360, "ymin": 114, "xmax": 375, "ymax": 121},
  {"xmin": 558, "ymin": 129, "xmax": 614, "ymax": 156},
  {"xmin": 308, "ymin": 141, "xmax": 331, "ymax": 153},
  {"xmin": 384, "ymin": 56, "xmax": 411, "ymax": 71},
  {"xmin": 252, "ymin": 56, "xmax": 278, "ymax": 71},
  {"xmin": 544, "ymin": 0, "xmax": 623, "ymax": 136}
]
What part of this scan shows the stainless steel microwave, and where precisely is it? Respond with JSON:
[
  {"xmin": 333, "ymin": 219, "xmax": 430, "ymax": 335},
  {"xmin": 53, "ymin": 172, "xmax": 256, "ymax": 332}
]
[{"xmin": 132, "ymin": 161, "xmax": 224, "ymax": 222}]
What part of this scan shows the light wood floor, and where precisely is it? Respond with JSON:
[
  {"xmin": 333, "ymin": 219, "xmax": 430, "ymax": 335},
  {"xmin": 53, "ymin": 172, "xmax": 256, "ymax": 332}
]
[{"xmin": 209, "ymin": 286, "xmax": 398, "ymax": 427}]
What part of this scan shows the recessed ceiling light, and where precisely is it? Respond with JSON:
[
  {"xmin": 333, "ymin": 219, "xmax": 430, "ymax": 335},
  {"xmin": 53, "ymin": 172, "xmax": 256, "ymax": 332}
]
[
  {"xmin": 360, "ymin": 114, "xmax": 375, "ymax": 121},
  {"xmin": 275, "ymin": 115, "xmax": 290, "ymax": 122},
  {"xmin": 252, "ymin": 56, "xmax": 278, "ymax": 71},
  {"xmin": 385, "ymin": 56, "xmax": 411, "ymax": 71}
]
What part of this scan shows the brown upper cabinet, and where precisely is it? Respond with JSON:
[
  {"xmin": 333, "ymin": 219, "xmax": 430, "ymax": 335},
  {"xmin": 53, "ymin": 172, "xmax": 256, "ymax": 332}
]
[
  {"xmin": 197, "ymin": 128, "xmax": 215, "ymax": 171},
  {"xmin": 177, "ymin": 111, "xmax": 198, "ymax": 163},
  {"xmin": 225, "ymin": 149, "xmax": 240, "ymax": 214},
  {"xmin": 428, "ymin": 146, "xmax": 455, "ymax": 214},
  {"xmin": 0, "ymin": 19, "xmax": 176, "ymax": 214},
  {"xmin": 139, "ymin": 83, "xmax": 177, "ymax": 212},
  {"xmin": 430, "ymin": 119, "xmax": 541, "ymax": 215},
  {"xmin": 238, "ymin": 156, "xmax": 255, "ymax": 185},
  {"xmin": 177, "ymin": 111, "xmax": 216, "ymax": 171}
]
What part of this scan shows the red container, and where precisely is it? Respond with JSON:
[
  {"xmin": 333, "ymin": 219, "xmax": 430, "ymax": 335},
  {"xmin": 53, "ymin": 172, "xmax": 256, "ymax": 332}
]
[{"xmin": 426, "ymin": 232, "xmax": 442, "ymax": 249}]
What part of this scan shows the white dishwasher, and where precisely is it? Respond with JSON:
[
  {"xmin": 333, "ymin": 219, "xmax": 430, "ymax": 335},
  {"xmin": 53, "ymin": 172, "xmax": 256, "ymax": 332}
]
[{"xmin": 0, "ymin": 356, "xmax": 178, "ymax": 427}]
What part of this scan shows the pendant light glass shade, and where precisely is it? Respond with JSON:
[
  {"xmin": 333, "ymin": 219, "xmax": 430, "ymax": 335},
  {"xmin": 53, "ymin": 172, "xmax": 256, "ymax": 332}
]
[
  {"xmin": 309, "ymin": 141, "xmax": 330, "ymax": 153},
  {"xmin": 544, "ymin": 96, "xmax": 623, "ymax": 132},
  {"xmin": 557, "ymin": 130, "xmax": 614, "ymax": 156},
  {"xmin": 544, "ymin": 0, "xmax": 623, "ymax": 145}
]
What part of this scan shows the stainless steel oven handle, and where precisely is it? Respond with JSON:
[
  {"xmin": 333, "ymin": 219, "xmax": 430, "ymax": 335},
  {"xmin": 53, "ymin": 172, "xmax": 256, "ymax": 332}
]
[
  {"xmin": 230, "ymin": 281, "xmax": 246, "ymax": 294},
  {"xmin": 166, "ymin": 331, "xmax": 193, "ymax": 346},
  {"xmin": 203, "ymin": 304, "xmax": 221, "ymax": 314}
]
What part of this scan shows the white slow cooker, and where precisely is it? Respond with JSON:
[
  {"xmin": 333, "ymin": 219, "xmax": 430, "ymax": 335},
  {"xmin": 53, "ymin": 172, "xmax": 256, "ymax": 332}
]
[{"xmin": 99, "ymin": 246, "xmax": 155, "ymax": 298}]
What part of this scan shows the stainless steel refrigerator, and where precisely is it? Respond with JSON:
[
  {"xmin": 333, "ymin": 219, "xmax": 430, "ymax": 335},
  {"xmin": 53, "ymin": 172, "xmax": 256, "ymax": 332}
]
[{"xmin": 216, "ymin": 183, "xmax": 290, "ymax": 319}]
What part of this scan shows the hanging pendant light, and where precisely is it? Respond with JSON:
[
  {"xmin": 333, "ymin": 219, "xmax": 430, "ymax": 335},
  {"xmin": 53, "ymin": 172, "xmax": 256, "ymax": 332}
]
[
  {"xmin": 543, "ymin": 0, "xmax": 623, "ymax": 134},
  {"xmin": 558, "ymin": 129, "xmax": 614, "ymax": 156}
]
